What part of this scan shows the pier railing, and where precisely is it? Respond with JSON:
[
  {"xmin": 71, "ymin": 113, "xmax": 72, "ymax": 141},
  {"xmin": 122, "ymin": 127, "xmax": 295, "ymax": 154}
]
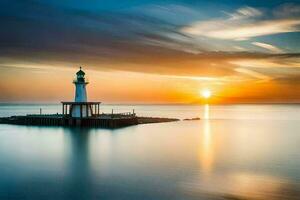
[
  {"xmin": 26, "ymin": 109, "xmax": 136, "ymax": 119},
  {"xmin": 27, "ymin": 113, "xmax": 63, "ymax": 118},
  {"xmin": 100, "ymin": 112, "xmax": 136, "ymax": 119}
]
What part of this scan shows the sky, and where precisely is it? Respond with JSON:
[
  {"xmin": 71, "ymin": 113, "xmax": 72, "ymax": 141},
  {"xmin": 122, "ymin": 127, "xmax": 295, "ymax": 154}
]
[{"xmin": 0, "ymin": 0, "xmax": 300, "ymax": 104}]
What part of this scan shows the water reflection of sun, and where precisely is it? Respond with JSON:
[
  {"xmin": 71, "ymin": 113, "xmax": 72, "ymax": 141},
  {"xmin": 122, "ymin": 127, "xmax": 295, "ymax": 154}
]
[{"xmin": 199, "ymin": 104, "xmax": 214, "ymax": 175}]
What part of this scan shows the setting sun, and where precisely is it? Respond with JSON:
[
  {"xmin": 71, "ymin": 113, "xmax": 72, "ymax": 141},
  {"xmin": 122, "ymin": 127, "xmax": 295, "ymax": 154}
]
[{"xmin": 201, "ymin": 89, "xmax": 212, "ymax": 99}]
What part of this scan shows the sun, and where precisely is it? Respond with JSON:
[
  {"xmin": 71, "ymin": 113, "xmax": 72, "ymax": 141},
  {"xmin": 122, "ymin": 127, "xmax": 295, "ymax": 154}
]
[{"xmin": 201, "ymin": 89, "xmax": 212, "ymax": 99}]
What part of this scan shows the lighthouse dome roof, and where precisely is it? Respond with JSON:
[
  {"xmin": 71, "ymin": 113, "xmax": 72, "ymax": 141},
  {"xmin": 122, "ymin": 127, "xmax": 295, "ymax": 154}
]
[{"xmin": 76, "ymin": 67, "xmax": 85, "ymax": 76}]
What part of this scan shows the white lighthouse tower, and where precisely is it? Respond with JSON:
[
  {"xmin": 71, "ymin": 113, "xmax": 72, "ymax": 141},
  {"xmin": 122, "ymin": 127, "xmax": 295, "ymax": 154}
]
[
  {"xmin": 71, "ymin": 67, "xmax": 91, "ymax": 117},
  {"xmin": 61, "ymin": 67, "xmax": 101, "ymax": 119}
]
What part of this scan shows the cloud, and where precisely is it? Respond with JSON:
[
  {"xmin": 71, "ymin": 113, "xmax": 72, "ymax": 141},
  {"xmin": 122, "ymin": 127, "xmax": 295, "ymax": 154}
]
[
  {"xmin": 227, "ymin": 6, "xmax": 262, "ymax": 20},
  {"xmin": 231, "ymin": 54, "xmax": 300, "ymax": 84},
  {"xmin": 181, "ymin": 7, "xmax": 300, "ymax": 40},
  {"xmin": 234, "ymin": 68, "xmax": 273, "ymax": 82},
  {"xmin": 273, "ymin": 3, "xmax": 300, "ymax": 18},
  {"xmin": 230, "ymin": 54, "xmax": 300, "ymax": 69},
  {"xmin": 233, "ymin": 46, "xmax": 247, "ymax": 51},
  {"xmin": 275, "ymin": 75, "xmax": 300, "ymax": 84},
  {"xmin": 252, "ymin": 42, "xmax": 284, "ymax": 53},
  {"xmin": 1, "ymin": 1, "xmax": 300, "ymax": 87}
]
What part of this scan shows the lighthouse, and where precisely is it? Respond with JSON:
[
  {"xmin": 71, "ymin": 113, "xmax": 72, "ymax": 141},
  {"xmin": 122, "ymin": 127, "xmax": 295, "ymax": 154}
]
[
  {"xmin": 61, "ymin": 67, "xmax": 101, "ymax": 118},
  {"xmin": 1, "ymin": 67, "xmax": 139, "ymax": 127},
  {"xmin": 71, "ymin": 67, "xmax": 91, "ymax": 117}
]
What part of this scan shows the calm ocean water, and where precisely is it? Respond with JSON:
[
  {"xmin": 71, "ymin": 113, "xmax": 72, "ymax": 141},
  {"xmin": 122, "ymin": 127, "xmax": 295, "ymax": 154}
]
[{"xmin": 0, "ymin": 104, "xmax": 300, "ymax": 200}]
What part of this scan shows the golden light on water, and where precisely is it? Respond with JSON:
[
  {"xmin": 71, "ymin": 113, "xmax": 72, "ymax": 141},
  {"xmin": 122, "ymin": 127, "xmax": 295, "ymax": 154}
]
[
  {"xmin": 199, "ymin": 104, "xmax": 214, "ymax": 175},
  {"xmin": 204, "ymin": 104, "xmax": 210, "ymax": 120}
]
